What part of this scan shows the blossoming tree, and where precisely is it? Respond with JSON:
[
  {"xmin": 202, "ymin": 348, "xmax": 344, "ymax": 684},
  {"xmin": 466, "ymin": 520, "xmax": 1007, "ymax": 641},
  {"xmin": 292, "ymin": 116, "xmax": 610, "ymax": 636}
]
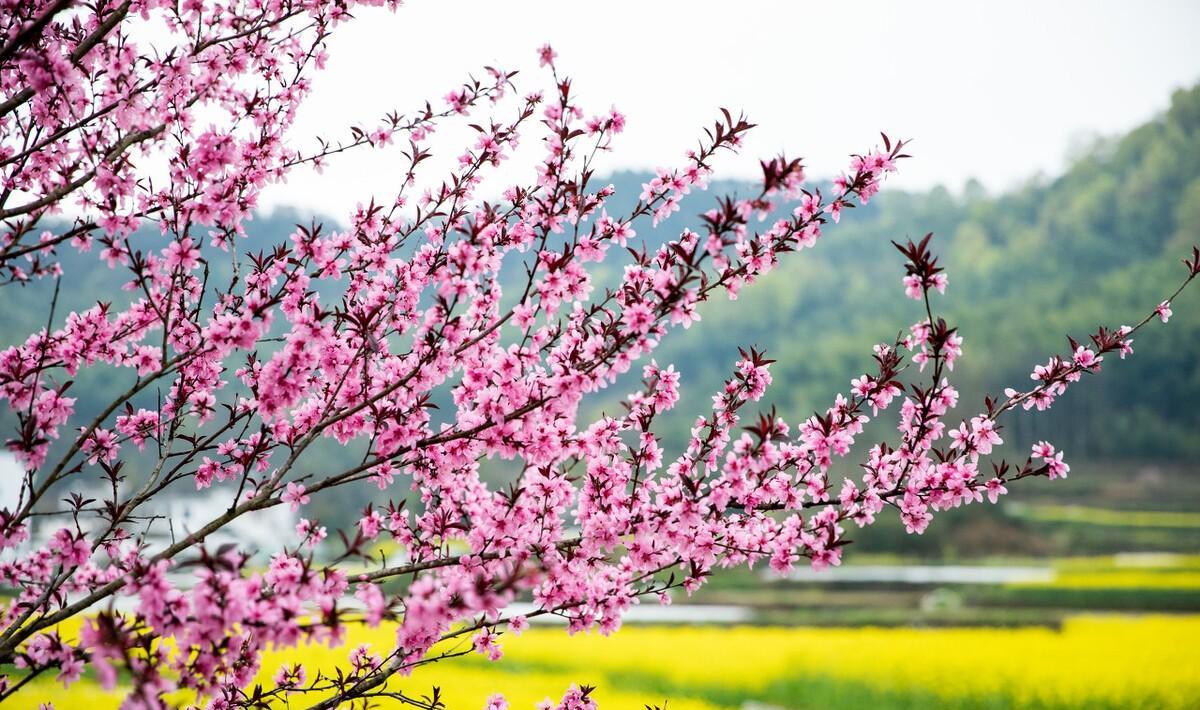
[{"xmin": 1, "ymin": 1, "xmax": 1197, "ymax": 708}]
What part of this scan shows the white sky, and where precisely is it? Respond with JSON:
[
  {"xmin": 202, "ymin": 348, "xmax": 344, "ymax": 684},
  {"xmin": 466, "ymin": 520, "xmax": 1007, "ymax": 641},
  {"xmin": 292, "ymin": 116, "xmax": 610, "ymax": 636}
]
[{"xmin": 260, "ymin": 0, "xmax": 1200, "ymax": 217}]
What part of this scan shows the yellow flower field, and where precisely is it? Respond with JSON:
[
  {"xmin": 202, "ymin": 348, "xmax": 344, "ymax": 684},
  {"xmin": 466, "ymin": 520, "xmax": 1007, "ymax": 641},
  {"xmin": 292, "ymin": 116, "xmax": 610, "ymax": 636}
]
[
  {"xmin": 11, "ymin": 614, "xmax": 1200, "ymax": 709},
  {"xmin": 1016, "ymin": 570, "xmax": 1200, "ymax": 589},
  {"xmin": 1004, "ymin": 554, "xmax": 1200, "ymax": 589}
]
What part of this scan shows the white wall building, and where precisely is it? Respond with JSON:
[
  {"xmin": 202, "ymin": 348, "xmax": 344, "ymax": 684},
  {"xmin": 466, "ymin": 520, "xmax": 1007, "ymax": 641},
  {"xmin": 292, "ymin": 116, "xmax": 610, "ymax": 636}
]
[{"xmin": 1, "ymin": 451, "xmax": 295, "ymax": 565}]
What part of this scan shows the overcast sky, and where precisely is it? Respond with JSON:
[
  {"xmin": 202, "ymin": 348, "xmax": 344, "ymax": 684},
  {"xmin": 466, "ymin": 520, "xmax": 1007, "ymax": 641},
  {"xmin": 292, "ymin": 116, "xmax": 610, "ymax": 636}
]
[{"xmin": 260, "ymin": 0, "xmax": 1200, "ymax": 217}]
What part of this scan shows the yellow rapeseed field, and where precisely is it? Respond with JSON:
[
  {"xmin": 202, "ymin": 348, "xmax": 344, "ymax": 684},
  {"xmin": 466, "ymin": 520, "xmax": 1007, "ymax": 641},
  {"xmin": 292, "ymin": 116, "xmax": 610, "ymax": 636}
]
[
  {"xmin": 1017, "ymin": 570, "xmax": 1200, "ymax": 589},
  {"xmin": 1004, "ymin": 554, "xmax": 1200, "ymax": 589},
  {"xmin": 11, "ymin": 614, "xmax": 1200, "ymax": 709}
]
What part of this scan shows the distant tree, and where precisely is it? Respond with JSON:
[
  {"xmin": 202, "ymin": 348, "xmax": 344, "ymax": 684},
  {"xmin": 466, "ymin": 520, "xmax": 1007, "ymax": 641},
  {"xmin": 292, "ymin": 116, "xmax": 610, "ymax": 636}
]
[{"xmin": 1, "ymin": 2, "xmax": 1197, "ymax": 708}]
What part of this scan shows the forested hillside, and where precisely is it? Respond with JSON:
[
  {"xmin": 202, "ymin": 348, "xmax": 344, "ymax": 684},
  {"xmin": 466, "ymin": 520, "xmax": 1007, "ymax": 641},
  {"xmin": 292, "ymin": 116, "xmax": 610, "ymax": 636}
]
[{"xmin": 589, "ymin": 84, "xmax": 1200, "ymax": 463}]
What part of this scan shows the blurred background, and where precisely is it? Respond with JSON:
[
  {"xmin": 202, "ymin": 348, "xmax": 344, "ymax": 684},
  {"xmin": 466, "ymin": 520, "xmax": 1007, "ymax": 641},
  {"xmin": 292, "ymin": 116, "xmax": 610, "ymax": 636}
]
[{"xmin": 6, "ymin": 2, "xmax": 1200, "ymax": 708}]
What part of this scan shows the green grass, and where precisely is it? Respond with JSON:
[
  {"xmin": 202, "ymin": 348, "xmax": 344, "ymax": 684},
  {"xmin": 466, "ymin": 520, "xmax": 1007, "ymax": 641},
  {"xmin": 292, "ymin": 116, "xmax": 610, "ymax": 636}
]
[
  {"xmin": 968, "ymin": 586, "xmax": 1200, "ymax": 611},
  {"xmin": 1007, "ymin": 503, "xmax": 1200, "ymax": 528}
]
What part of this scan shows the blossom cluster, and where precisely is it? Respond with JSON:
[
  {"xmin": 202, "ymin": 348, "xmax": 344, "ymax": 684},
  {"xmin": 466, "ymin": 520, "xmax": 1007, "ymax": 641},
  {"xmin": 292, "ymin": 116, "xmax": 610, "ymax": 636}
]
[{"xmin": 1, "ymin": 5, "xmax": 1198, "ymax": 710}]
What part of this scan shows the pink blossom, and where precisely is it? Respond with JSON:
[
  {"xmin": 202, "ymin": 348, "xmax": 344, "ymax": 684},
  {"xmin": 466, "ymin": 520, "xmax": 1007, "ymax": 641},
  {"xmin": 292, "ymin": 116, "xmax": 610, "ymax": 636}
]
[
  {"xmin": 985, "ymin": 478, "xmax": 1008, "ymax": 504},
  {"xmin": 1045, "ymin": 451, "xmax": 1070, "ymax": 479},
  {"xmin": 282, "ymin": 482, "xmax": 310, "ymax": 512},
  {"xmin": 473, "ymin": 628, "xmax": 503, "ymax": 661},
  {"xmin": 1072, "ymin": 346, "xmax": 1101, "ymax": 370},
  {"xmin": 0, "ymin": 13, "xmax": 1192, "ymax": 708},
  {"xmin": 1032, "ymin": 441, "xmax": 1056, "ymax": 460}
]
